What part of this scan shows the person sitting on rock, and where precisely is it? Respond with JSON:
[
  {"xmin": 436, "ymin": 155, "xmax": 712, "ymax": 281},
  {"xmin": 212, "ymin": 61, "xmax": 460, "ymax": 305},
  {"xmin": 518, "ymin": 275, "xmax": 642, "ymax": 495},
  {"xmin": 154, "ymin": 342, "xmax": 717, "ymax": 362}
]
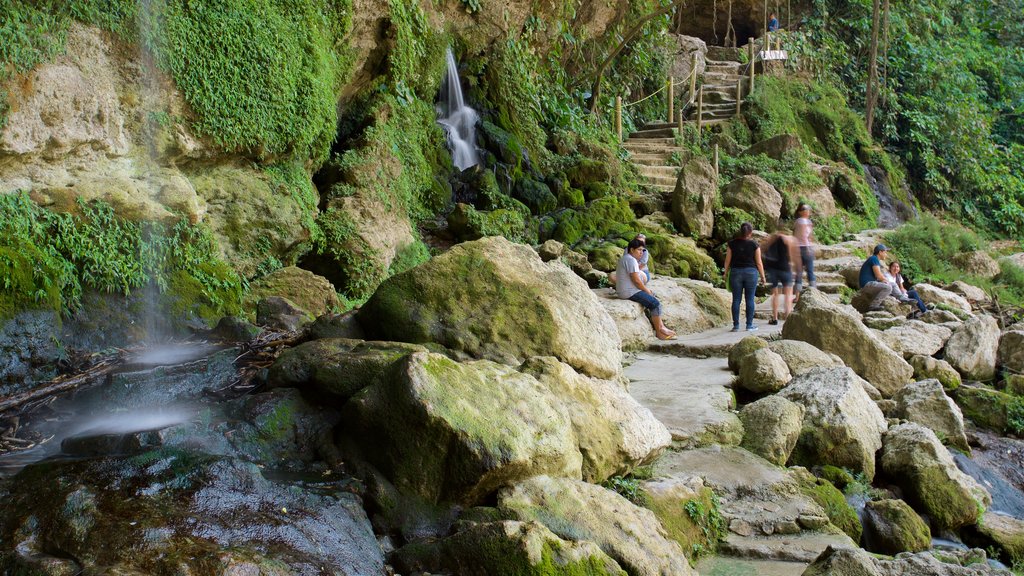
[
  {"xmin": 768, "ymin": 12, "xmax": 780, "ymax": 32},
  {"xmin": 858, "ymin": 244, "xmax": 893, "ymax": 312},
  {"xmin": 622, "ymin": 233, "xmax": 650, "ymax": 283},
  {"xmin": 760, "ymin": 222, "xmax": 802, "ymax": 325},
  {"xmin": 616, "ymin": 238, "xmax": 675, "ymax": 340},
  {"xmin": 885, "ymin": 260, "xmax": 931, "ymax": 317}
]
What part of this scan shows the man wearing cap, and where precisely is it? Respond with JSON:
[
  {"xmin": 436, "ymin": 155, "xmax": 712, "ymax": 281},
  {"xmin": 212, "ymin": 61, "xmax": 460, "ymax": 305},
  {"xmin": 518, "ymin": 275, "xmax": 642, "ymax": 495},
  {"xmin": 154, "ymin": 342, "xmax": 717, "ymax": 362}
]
[{"xmin": 857, "ymin": 244, "xmax": 893, "ymax": 312}]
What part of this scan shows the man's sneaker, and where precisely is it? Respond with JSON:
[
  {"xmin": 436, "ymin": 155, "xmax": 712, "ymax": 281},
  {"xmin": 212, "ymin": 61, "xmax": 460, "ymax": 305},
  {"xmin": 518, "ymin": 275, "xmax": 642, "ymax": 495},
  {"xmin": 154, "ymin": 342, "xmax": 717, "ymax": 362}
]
[
  {"xmin": 926, "ymin": 303, "xmax": 936, "ymax": 310},
  {"xmin": 746, "ymin": 325, "xmax": 758, "ymax": 332},
  {"xmin": 730, "ymin": 326, "xmax": 740, "ymax": 332},
  {"xmin": 768, "ymin": 319, "xmax": 779, "ymax": 325}
]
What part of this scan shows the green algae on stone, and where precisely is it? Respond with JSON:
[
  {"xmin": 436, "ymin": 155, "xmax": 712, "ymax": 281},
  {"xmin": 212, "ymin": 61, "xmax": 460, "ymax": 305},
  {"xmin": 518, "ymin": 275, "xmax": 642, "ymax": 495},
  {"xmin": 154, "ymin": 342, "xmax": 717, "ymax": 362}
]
[
  {"xmin": 862, "ymin": 499, "xmax": 931, "ymax": 555},
  {"xmin": 640, "ymin": 479, "xmax": 725, "ymax": 562},
  {"xmin": 798, "ymin": 475, "xmax": 862, "ymax": 542},
  {"xmin": 954, "ymin": 385, "xmax": 1015, "ymax": 433}
]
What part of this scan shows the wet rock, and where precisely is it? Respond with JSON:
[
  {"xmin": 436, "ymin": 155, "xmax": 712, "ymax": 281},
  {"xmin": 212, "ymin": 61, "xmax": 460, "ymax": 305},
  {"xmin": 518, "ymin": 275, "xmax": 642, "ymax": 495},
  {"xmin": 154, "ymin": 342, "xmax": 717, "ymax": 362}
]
[
  {"xmin": 671, "ymin": 155, "xmax": 717, "ymax": 238},
  {"xmin": 738, "ymin": 396, "xmax": 805, "ymax": 465},
  {"xmin": 0, "ymin": 450, "xmax": 384, "ymax": 575},
  {"xmin": 997, "ymin": 330, "xmax": 1024, "ymax": 374},
  {"xmin": 93, "ymin": 347, "xmax": 238, "ymax": 407},
  {"xmin": 767, "ymin": 339, "xmax": 845, "ymax": 376},
  {"xmin": 880, "ymin": 423, "xmax": 991, "ymax": 530},
  {"xmin": 340, "ymin": 352, "xmax": 582, "ymax": 505},
  {"xmin": 391, "ymin": 520, "xmax": 626, "ymax": 575},
  {"xmin": 782, "ymin": 289, "xmax": 913, "ymax": 397},
  {"xmin": 640, "ymin": 477, "xmax": 724, "ymax": 563},
  {"xmin": 954, "ymin": 384, "xmax": 1017, "ymax": 434},
  {"xmin": 915, "ymin": 283, "xmax": 973, "ymax": 314},
  {"xmin": 778, "ymin": 367, "xmax": 887, "ymax": 479},
  {"xmin": 223, "ymin": 387, "xmax": 340, "ymax": 467},
  {"xmin": 303, "ymin": 311, "xmax": 365, "ymax": 341},
  {"xmin": 737, "ymin": 348, "xmax": 792, "ymax": 393},
  {"xmin": 946, "ymin": 315, "xmax": 1001, "ymax": 381},
  {"xmin": 894, "ymin": 379, "xmax": 969, "ymax": 451},
  {"xmin": 0, "ymin": 310, "xmax": 62, "ymax": 396},
  {"xmin": 977, "ymin": 511, "xmax": 1024, "ymax": 564},
  {"xmin": 360, "ymin": 236, "xmax": 622, "ymax": 379},
  {"xmin": 499, "ymin": 476, "xmax": 697, "ymax": 576},
  {"xmin": 728, "ymin": 335, "xmax": 768, "ymax": 373},
  {"xmin": 909, "ymin": 355, "xmax": 962, "ymax": 391},
  {"xmin": 256, "ymin": 296, "xmax": 313, "ymax": 331},
  {"xmin": 268, "ymin": 339, "xmax": 426, "ymax": 404},
  {"xmin": 804, "ymin": 545, "xmax": 1010, "ymax": 575},
  {"xmin": 210, "ymin": 315, "xmax": 261, "ymax": 342},
  {"xmin": 862, "ymin": 499, "xmax": 931, "ymax": 555},
  {"xmin": 879, "ymin": 321, "xmax": 953, "ymax": 357}
]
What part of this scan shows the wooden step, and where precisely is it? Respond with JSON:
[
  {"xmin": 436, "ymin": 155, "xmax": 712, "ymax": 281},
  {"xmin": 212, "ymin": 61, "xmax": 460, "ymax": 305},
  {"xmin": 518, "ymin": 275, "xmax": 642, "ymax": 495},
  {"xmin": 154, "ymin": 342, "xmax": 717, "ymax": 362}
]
[
  {"xmin": 639, "ymin": 174, "xmax": 678, "ymax": 186},
  {"xmin": 628, "ymin": 127, "xmax": 676, "ymax": 139},
  {"xmin": 642, "ymin": 122, "xmax": 681, "ymax": 131},
  {"xmin": 637, "ymin": 165, "xmax": 680, "ymax": 178},
  {"xmin": 628, "ymin": 153, "xmax": 676, "ymax": 166},
  {"xmin": 622, "ymin": 137, "xmax": 677, "ymax": 146}
]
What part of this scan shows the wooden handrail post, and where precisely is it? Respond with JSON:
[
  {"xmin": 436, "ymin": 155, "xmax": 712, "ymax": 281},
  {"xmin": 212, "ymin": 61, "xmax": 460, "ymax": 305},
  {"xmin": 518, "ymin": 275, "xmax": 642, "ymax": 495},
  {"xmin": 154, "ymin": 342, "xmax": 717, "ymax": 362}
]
[
  {"xmin": 748, "ymin": 37, "xmax": 755, "ymax": 92},
  {"xmin": 690, "ymin": 54, "xmax": 698, "ymax": 104},
  {"xmin": 714, "ymin": 143, "xmax": 720, "ymax": 177},
  {"xmin": 667, "ymin": 77, "xmax": 674, "ymax": 124},
  {"xmin": 615, "ymin": 96, "xmax": 622, "ymax": 142},
  {"xmin": 736, "ymin": 76, "xmax": 742, "ymax": 116},
  {"xmin": 697, "ymin": 86, "xmax": 704, "ymax": 137},
  {"xmin": 678, "ymin": 109, "xmax": 684, "ymax": 135}
]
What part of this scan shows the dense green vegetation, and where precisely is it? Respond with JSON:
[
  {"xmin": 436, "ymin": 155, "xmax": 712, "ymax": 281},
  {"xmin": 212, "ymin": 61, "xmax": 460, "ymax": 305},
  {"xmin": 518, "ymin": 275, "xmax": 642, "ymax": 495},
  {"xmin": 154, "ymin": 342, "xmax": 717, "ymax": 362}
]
[
  {"xmin": 794, "ymin": 0, "xmax": 1024, "ymax": 235},
  {"xmin": 0, "ymin": 192, "xmax": 243, "ymax": 323}
]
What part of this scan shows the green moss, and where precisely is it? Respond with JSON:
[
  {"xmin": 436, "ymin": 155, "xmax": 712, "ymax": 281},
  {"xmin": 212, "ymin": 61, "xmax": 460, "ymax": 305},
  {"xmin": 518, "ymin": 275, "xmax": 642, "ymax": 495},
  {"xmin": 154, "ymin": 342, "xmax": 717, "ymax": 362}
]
[
  {"xmin": 550, "ymin": 197, "xmax": 636, "ymax": 246},
  {"xmin": 311, "ymin": 207, "xmax": 385, "ymax": 303},
  {"xmin": 643, "ymin": 486, "xmax": 726, "ymax": 563},
  {"xmin": 448, "ymin": 204, "xmax": 533, "ymax": 243},
  {"xmin": 0, "ymin": 238, "xmax": 64, "ymax": 321},
  {"xmin": 955, "ymin": 385, "xmax": 1015, "ymax": 433},
  {"xmin": 800, "ymin": 476, "xmax": 862, "ymax": 542},
  {"xmin": 712, "ymin": 206, "xmax": 756, "ymax": 244},
  {"xmin": 911, "ymin": 463, "xmax": 985, "ymax": 530},
  {"xmin": 514, "ymin": 178, "xmax": 558, "ymax": 216},
  {"xmin": 819, "ymin": 466, "xmax": 856, "ymax": 491},
  {"xmin": 644, "ymin": 235, "xmax": 720, "ymax": 283}
]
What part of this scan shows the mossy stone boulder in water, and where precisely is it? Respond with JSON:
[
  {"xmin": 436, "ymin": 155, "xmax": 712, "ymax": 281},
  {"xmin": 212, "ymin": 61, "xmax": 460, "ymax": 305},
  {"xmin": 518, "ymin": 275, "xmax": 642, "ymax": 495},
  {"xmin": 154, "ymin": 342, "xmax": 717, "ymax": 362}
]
[
  {"xmin": 862, "ymin": 499, "xmax": 931, "ymax": 555},
  {"xmin": 391, "ymin": 520, "xmax": 626, "ymax": 576},
  {"xmin": 954, "ymin": 384, "xmax": 1016, "ymax": 434},
  {"xmin": 359, "ymin": 236, "xmax": 622, "ymax": 379},
  {"xmin": 879, "ymin": 423, "xmax": 991, "ymax": 530},
  {"xmin": 640, "ymin": 477, "xmax": 725, "ymax": 563},
  {"xmin": 499, "ymin": 476, "xmax": 698, "ymax": 576},
  {"xmin": 0, "ymin": 450, "xmax": 383, "ymax": 575},
  {"xmin": 340, "ymin": 352, "xmax": 583, "ymax": 505},
  {"xmin": 739, "ymin": 395, "xmax": 804, "ymax": 465},
  {"xmin": 245, "ymin": 266, "xmax": 339, "ymax": 319}
]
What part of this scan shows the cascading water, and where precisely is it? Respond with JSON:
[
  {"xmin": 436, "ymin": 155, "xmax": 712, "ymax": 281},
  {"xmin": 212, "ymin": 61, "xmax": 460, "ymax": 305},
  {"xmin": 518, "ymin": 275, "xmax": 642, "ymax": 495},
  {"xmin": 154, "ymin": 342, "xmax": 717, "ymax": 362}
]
[{"xmin": 437, "ymin": 48, "xmax": 480, "ymax": 171}]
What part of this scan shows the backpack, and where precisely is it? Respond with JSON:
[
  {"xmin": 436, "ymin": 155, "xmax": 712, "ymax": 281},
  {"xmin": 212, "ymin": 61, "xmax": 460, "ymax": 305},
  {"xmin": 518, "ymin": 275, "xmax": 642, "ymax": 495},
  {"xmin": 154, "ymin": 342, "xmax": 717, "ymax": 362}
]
[{"xmin": 763, "ymin": 236, "xmax": 784, "ymax": 267}]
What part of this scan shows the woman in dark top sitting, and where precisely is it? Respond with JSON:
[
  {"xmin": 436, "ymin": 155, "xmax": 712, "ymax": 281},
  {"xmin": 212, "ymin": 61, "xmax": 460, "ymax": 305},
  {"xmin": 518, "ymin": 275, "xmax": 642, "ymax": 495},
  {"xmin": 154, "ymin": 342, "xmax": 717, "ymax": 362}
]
[{"xmin": 723, "ymin": 222, "xmax": 766, "ymax": 332}]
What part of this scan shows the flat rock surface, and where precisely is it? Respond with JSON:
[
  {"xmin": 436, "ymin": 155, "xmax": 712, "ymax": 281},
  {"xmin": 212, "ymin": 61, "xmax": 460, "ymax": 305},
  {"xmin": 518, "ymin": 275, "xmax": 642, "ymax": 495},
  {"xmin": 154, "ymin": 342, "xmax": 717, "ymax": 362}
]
[
  {"xmin": 649, "ymin": 322, "xmax": 783, "ymax": 357},
  {"xmin": 625, "ymin": 354, "xmax": 742, "ymax": 449},
  {"xmin": 654, "ymin": 446, "xmax": 790, "ymax": 495},
  {"xmin": 696, "ymin": 557, "xmax": 809, "ymax": 576},
  {"xmin": 719, "ymin": 531, "xmax": 855, "ymax": 563}
]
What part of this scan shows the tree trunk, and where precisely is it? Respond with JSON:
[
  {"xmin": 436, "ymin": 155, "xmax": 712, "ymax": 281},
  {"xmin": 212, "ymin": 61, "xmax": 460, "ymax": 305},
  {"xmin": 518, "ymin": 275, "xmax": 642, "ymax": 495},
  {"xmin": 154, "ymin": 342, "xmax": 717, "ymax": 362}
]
[
  {"xmin": 588, "ymin": 2, "xmax": 679, "ymax": 114},
  {"xmin": 880, "ymin": 0, "xmax": 891, "ymax": 110},
  {"xmin": 865, "ymin": 0, "xmax": 882, "ymax": 133}
]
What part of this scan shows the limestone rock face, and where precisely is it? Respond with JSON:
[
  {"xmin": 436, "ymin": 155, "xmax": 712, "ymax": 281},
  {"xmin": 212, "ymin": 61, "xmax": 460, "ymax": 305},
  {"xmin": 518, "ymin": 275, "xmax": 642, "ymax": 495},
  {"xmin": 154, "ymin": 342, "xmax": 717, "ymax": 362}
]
[
  {"xmin": 914, "ymin": 283, "xmax": 973, "ymax": 314},
  {"xmin": 597, "ymin": 278, "xmax": 730, "ymax": 349},
  {"xmin": 978, "ymin": 512, "xmax": 1024, "ymax": 564},
  {"xmin": 779, "ymin": 367, "xmax": 888, "ymax": 480},
  {"xmin": 998, "ymin": 330, "xmax": 1024, "ymax": 374},
  {"xmin": 741, "ymin": 134, "xmax": 802, "ymax": 161},
  {"xmin": 721, "ymin": 175, "xmax": 783, "ymax": 226},
  {"xmin": 341, "ymin": 352, "xmax": 583, "ymax": 505},
  {"xmin": 781, "ymin": 289, "xmax": 913, "ymax": 396},
  {"xmin": 390, "ymin": 520, "xmax": 626, "ymax": 576},
  {"xmin": 908, "ymin": 355, "xmax": 962, "ymax": 390},
  {"xmin": 738, "ymin": 396, "xmax": 805, "ymax": 465},
  {"xmin": 255, "ymin": 296, "xmax": 312, "ymax": 331},
  {"xmin": 951, "ymin": 251, "xmax": 1001, "ymax": 279},
  {"xmin": 499, "ymin": 476, "xmax": 697, "ymax": 576},
  {"xmin": 804, "ymin": 546, "xmax": 1009, "ymax": 576},
  {"xmin": 246, "ymin": 267, "xmax": 339, "ymax": 318},
  {"xmin": 736, "ymin": 348, "xmax": 792, "ymax": 393},
  {"xmin": 767, "ymin": 339, "xmax": 845, "ymax": 376},
  {"xmin": 862, "ymin": 499, "xmax": 931, "ymax": 555},
  {"xmin": 360, "ymin": 237, "xmax": 622, "ymax": 379},
  {"xmin": 879, "ymin": 423, "xmax": 991, "ymax": 530},
  {"xmin": 894, "ymin": 379, "xmax": 969, "ymax": 451},
  {"xmin": 521, "ymin": 357, "xmax": 671, "ymax": 482},
  {"xmin": 794, "ymin": 183, "xmax": 838, "ymax": 218},
  {"xmin": 948, "ymin": 280, "xmax": 991, "ymax": 305},
  {"xmin": 879, "ymin": 321, "xmax": 953, "ymax": 357},
  {"xmin": 946, "ymin": 315, "xmax": 1001, "ymax": 381},
  {"xmin": 671, "ymin": 155, "xmax": 717, "ymax": 238}
]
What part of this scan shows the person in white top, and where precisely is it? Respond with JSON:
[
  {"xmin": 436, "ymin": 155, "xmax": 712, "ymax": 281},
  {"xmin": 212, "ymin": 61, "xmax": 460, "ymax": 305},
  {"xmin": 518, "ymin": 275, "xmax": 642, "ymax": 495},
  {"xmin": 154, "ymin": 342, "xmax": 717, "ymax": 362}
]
[
  {"xmin": 793, "ymin": 204, "xmax": 816, "ymax": 293},
  {"xmin": 616, "ymin": 238, "xmax": 675, "ymax": 340}
]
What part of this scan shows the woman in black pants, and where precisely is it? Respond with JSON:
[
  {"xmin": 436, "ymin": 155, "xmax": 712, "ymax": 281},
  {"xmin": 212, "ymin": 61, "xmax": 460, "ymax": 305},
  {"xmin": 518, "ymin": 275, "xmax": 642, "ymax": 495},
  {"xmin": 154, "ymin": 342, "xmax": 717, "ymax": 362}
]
[{"xmin": 723, "ymin": 222, "xmax": 766, "ymax": 332}]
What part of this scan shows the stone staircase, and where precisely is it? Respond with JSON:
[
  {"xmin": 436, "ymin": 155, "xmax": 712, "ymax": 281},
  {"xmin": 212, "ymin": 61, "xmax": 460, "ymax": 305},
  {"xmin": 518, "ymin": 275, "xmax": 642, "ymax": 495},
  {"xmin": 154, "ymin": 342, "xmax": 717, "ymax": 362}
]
[{"xmin": 688, "ymin": 58, "xmax": 744, "ymax": 123}]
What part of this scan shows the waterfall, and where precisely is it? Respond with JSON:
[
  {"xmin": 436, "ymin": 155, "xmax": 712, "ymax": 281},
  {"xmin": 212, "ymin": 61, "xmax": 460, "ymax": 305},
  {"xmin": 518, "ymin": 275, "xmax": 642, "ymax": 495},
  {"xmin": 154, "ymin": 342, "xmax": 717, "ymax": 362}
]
[{"xmin": 437, "ymin": 48, "xmax": 480, "ymax": 172}]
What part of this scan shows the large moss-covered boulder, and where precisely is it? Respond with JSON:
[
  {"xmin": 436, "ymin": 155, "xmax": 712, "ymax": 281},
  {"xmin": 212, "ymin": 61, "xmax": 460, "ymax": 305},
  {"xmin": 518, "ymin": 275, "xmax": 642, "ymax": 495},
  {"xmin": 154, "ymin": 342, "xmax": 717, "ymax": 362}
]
[
  {"xmin": 0, "ymin": 450, "xmax": 383, "ymax": 575},
  {"xmin": 728, "ymin": 335, "xmax": 768, "ymax": 373},
  {"xmin": 391, "ymin": 520, "xmax": 626, "ymax": 576},
  {"xmin": 778, "ymin": 367, "xmax": 887, "ymax": 479},
  {"xmin": 741, "ymin": 134, "xmax": 802, "ymax": 161},
  {"xmin": 861, "ymin": 499, "xmax": 931, "ymax": 555},
  {"xmin": 909, "ymin": 355, "xmax": 962, "ymax": 391},
  {"xmin": 340, "ymin": 352, "xmax": 583, "ymax": 505},
  {"xmin": 521, "ymin": 357, "xmax": 671, "ymax": 482},
  {"xmin": 721, "ymin": 175, "xmax": 783, "ymax": 228},
  {"xmin": 879, "ymin": 423, "xmax": 990, "ymax": 530},
  {"xmin": 804, "ymin": 546, "xmax": 1007, "ymax": 576},
  {"xmin": 643, "ymin": 234, "xmax": 719, "ymax": 282},
  {"xmin": 977, "ymin": 512, "xmax": 1024, "ymax": 565},
  {"xmin": 781, "ymin": 289, "xmax": 913, "ymax": 396},
  {"xmin": 670, "ymin": 155, "xmax": 717, "ymax": 238},
  {"xmin": 998, "ymin": 330, "xmax": 1024, "ymax": 374},
  {"xmin": 360, "ymin": 237, "xmax": 622, "ymax": 379},
  {"xmin": 894, "ymin": 379, "xmax": 969, "ymax": 452},
  {"xmin": 640, "ymin": 477, "xmax": 725, "ymax": 563},
  {"xmin": 597, "ymin": 277, "xmax": 730, "ymax": 349},
  {"xmin": 767, "ymin": 339, "xmax": 845, "ymax": 376},
  {"xmin": 499, "ymin": 476, "xmax": 698, "ymax": 576},
  {"xmin": 246, "ymin": 266, "xmax": 339, "ymax": 318},
  {"xmin": 946, "ymin": 315, "xmax": 1001, "ymax": 382},
  {"xmin": 738, "ymin": 395, "xmax": 805, "ymax": 465},
  {"xmin": 736, "ymin": 348, "xmax": 792, "ymax": 394},
  {"xmin": 954, "ymin": 384, "xmax": 1017, "ymax": 434}
]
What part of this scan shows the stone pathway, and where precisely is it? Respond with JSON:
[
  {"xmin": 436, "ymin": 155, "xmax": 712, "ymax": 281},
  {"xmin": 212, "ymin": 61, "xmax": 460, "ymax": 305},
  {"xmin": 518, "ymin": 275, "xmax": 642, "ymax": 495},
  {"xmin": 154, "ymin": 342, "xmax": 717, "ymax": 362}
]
[{"xmin": 648, "ymin": 320, "xmax": 783, "ymax": 357}]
